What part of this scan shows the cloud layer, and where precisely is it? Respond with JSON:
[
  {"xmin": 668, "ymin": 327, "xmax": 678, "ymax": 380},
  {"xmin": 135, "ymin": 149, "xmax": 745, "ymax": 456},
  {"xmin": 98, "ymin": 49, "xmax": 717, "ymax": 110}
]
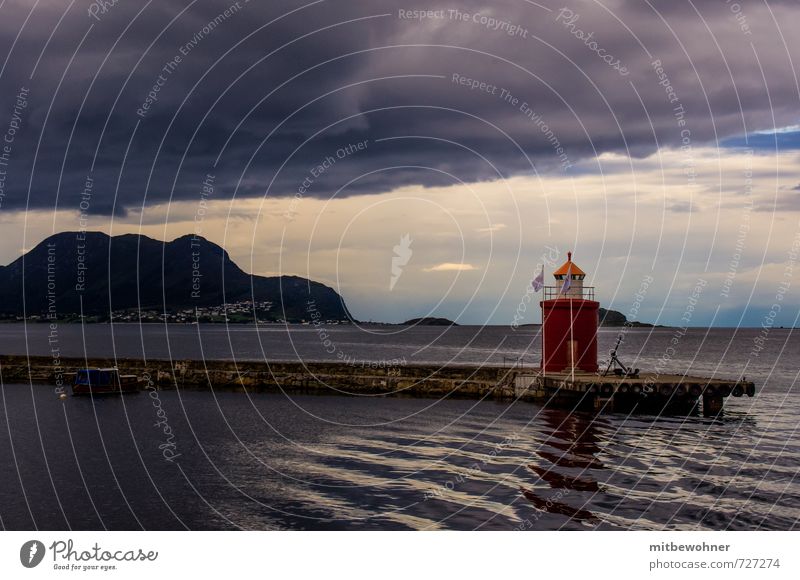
[{"xmin": 0, "ymin": 0, "xmax": 798, "ymax": 216}]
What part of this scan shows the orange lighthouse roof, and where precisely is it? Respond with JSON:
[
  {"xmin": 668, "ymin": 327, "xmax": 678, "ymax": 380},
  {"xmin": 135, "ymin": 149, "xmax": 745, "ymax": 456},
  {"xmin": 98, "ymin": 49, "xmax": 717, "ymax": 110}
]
[{"xmin": 553, "ymin": 251, "xmax": 585, "ymax": 276}]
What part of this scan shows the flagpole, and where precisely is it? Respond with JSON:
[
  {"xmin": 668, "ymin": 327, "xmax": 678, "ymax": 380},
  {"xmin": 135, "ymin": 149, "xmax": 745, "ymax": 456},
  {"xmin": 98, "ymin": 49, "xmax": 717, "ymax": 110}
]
[
  {"xmin": 570, "ymin": 277, "xmax": 574, "ymax": 384},
  {"xmin": 534, "ymin": 265, "xmax": 544, "ymax": 384},
  {"xmin": 530, "ymin": 266, "xmax": 545, "ymax": 381},
  {"xmin": 541, "ymin": 272, "xmax": 545, "ymax": 385},
  {"xmin": 563, "ymin": 257, "xmax": 574, "ymax": 383}
]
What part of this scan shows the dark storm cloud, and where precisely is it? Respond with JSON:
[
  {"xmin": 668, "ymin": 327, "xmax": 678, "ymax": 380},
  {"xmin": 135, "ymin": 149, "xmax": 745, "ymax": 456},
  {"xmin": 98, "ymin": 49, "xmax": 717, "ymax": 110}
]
[{"xmin": 0, "ymin": 0, "xmax": 798, "ymax": 216}]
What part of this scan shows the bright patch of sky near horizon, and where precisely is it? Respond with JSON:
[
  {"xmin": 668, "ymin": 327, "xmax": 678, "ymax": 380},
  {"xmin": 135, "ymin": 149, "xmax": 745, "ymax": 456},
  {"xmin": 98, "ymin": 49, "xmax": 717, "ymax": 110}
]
[{"xmin": 3, "ymin": 143, "xmax": 799, "ymax": 328}]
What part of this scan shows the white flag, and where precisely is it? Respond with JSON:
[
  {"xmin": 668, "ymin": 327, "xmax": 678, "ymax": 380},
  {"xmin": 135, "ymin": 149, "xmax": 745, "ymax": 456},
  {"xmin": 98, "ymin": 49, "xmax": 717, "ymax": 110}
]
[
  {"xmin": 531, "ymin": 269, "xmax": 544, "ymax": 291},
  {"xmin": 561, "ymin": 262, "xmax": 572, "ymax": 294}
]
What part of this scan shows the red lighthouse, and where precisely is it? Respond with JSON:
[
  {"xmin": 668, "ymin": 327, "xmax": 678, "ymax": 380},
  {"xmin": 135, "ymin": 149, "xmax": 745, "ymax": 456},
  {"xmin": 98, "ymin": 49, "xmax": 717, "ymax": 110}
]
[{"xmin": 540, "ymin": 252, "xmax": 599, "ymax": 373}]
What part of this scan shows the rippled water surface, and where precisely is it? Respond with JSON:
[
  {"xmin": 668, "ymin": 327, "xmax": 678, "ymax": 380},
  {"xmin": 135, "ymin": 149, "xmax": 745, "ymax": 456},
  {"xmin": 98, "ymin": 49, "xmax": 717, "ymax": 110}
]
[{"xmin": 0, "ymin": 324, "xmax": 798, "ymax": 530}]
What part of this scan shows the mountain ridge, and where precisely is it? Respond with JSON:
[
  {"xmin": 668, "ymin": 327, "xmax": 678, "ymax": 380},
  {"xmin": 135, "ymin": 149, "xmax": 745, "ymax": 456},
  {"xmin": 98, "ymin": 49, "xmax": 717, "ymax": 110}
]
[{"xmin": 0, "ymin": 231, "xmax": 351, "ymax": 322}]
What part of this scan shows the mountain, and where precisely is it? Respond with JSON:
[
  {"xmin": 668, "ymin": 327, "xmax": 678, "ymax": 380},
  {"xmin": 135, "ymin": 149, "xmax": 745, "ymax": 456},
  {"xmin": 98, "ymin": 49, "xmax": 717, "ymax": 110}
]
[{"xmin": 0, "ymin": 232, "xmax": 351, "ymax": 322}]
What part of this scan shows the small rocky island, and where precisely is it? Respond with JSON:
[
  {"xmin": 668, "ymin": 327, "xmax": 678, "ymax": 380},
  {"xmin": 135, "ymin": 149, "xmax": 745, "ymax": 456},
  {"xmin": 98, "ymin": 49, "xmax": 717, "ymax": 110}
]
[
  {"xmin": 402, "ymin": 317, "xmax": 459, "ymax": 326},
  {"xmin": 598, "ymin": 308, "xmax": 655, "ymax": 327}
]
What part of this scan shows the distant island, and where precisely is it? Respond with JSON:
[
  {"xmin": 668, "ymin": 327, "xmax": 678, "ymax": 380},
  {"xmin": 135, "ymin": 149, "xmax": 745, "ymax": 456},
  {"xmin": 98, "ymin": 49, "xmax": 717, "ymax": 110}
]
[
  {"xmin": 402, "ymin": 317, "xmax": 459, "ymax": 326},
  {"xmin": 0, "ymin": 232, "xmax": 351, "ymax": 324},
  {"xmin": 599, "ymin": 308, "xmax": 656, "ymax": 328},
  {"xmin": 518, "ymin": 308, "xmax": 656, "ymax": 328}
]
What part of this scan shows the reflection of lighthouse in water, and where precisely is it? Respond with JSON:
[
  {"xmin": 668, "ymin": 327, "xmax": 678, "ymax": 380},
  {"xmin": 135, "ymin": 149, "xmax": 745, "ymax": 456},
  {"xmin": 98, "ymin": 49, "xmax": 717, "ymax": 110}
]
[{"xmin": 540, "ymin": 252, "xmax": 599, "ymax": 373}]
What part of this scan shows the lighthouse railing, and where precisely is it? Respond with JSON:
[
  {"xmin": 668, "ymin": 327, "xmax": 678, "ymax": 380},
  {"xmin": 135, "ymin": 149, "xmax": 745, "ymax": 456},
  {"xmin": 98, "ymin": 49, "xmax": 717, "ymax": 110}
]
[{"xmin": 542, "ymin": 286, "xmax": 595, "ymax": 301}]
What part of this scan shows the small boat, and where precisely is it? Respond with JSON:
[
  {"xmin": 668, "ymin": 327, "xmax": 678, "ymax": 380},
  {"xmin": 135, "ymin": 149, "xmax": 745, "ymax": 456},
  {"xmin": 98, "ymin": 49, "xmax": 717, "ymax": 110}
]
[{"xmin": 71, "ymin": 368, "xmax": 142, "ymax": 396}]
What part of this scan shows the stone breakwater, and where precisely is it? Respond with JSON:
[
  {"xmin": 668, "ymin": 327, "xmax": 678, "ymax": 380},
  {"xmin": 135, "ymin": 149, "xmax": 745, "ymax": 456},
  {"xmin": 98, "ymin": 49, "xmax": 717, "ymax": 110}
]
[
  {"xmin": 0, "ymin": 355, "xmax": 521, "ymax": 400},
  {"xmin": 0, "ymin": 355, "xmax": 753, "ymax": 416}
]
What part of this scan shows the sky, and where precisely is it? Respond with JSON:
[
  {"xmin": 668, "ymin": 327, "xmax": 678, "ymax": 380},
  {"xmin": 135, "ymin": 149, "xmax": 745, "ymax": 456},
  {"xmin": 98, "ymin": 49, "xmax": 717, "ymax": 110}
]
[{"xmin": 0, "ymin": 0, "xmax": 798, "ymax": 326}]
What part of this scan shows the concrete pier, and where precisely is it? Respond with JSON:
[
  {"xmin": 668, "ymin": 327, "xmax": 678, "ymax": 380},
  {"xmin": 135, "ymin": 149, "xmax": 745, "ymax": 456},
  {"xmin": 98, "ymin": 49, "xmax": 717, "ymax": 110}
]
[
  {"xmin": 514, "ymin": 371, "xmax": 756, "ymax": 416},
  {"xmin": 0, "ymin": 355, "xmax": 754, "ymax": 415}
]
